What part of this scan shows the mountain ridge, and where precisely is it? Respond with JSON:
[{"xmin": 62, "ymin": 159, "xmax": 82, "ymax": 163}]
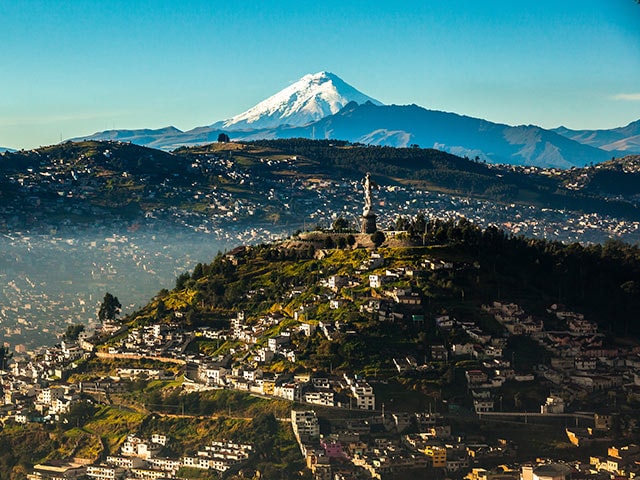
[
  {"xmin": 266, "ymin": 102, "xmax": 613, "ymax": 168},
  {"xmin": 553, "ymin": 119, "xmax": 640, "ymax": 153},
  {"xmin": 70, "ymin": 72, "xmax": 639, "ymax": 169}
]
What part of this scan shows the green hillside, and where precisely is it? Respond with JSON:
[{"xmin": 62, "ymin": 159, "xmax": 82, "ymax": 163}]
[
  {"xmin": 2, "ymin": 218, "xmax": 640, "ymax": 478},
  {"xmin": 136, "ymin": 217, "xmax": 640, "ymax": 341}
]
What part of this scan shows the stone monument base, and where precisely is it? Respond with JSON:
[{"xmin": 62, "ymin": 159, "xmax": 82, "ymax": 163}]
[{"xmin": 361, "ymin": 214, "xmax": 377, "ymax": 234}]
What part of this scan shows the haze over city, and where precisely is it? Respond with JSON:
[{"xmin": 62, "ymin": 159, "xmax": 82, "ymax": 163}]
[{"xmin": 2, "ymin": 0, "xmax": 639, "ymax": 150}]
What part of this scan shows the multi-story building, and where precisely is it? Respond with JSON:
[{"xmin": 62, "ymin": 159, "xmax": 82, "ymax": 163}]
[
  {"xmin": 351, "ymin": 382, "xmax": 375, "ymax": 410},
  {"xmin": 304, "ymin": 391, "xmax": 335, "ymax": 407},
  {"xmin": 182, "ymin": 442, "xmax": 252, "ymax": 472},
  {"xmin": 424, "ymin": 446, "xmax": 447, "ymax": 468},
  {"xmin": 198, "ymin": 364, "xmax": 227, "ymax": 386},
  {"xmin": 86, "ymin": 464, "xmax": 126, "ymax": 480},
  {"xmin": 105, "ymin": 456, "xmax": 146, "ymax": 469},
  {"xmin": 292, "ymin": 410, "xmax": 320, "ymax": 442}
]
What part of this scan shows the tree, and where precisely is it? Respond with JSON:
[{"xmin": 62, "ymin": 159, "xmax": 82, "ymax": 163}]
[
  {"xmin": 332, "ymin": 216, "xmax": 349, "ymax": 232},
  {"xmin": 371, "ymin": 230, "xmax": 385, "ymax": 247},
  {"xmin": 323, "ymin": 236, "xmax": 335, "ymax": 249},
  {"xmin": 251, "ymin": 413, "xmax": 278, "ymax": 457},
  {"xmin": 64, "ymin": 324, "xmax": 85, "ymax": 341},
  {"xmin": 192, "ymin": 262, "xmax": 205, "ymax": 280},
  {"xmin": 176, "ymin": 272, "xmax": 191, "ymax": 290},
  {"xmin": 0, "ymin": 346, "xmax": 12, "ymax": 370},
  {"xmin": 346, "ymin": 234, "xmax": 356, "ymax": 247},
  {"xmin": 395, "ymin": 216, "xmax": 410, "ymax": 231},
  {"xmin": 621, "ymin": 280, "xmax": 639, "ymax": 296},
  {"xmin": 620, "ymin": 280, "xmax": 639, "ymax": 335},
  {"xmin": 186, "ymin": 310, "xmax": 197, "ymax": 326},
  {"xmin": 156, "ymin": 300, "xmax": 168, "ymax": 320},
  {"xmin": 217, "ymin": 133, "xmax": 230, "ymax": 143},
  {"xmin": 98, "ymin": 292, "xmax": 121, "ymax": 323},
  {"xmin": 64, "ymin": 400, "xmax": 96, "ymax": 427}
]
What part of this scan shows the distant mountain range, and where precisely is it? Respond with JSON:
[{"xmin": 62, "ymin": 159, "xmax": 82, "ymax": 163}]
[
  {"xmin": 73, "ymin": 72, "xmax": 639, "ymax": 169},
  {"xmin": 0, "ymin": 147, "xmax": 15, "ymax": 153},
  {"xmin": 265, "ymin": 102, "xmax": 616, "ymax": 169},
  {"xmin": 552, "ymin": 120, "xmax": 640, "ymax": 154}
]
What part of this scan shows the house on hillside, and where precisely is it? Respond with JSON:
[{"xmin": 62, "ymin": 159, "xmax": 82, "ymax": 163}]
[{"xmin": 225, "ymin": 246, "xmax": 248, "ymax": 265}]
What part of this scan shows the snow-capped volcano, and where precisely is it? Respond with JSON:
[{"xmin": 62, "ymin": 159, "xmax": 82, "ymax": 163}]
[
  {"xmin": 72, "ymin": 70, "xmax": 636, "ymax": 168},
  {"xmin": 216, "ymin": 71, "xmax": 383, "ymax": 130}
]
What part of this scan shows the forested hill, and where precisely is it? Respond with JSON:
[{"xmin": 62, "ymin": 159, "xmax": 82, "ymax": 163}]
[{"xmin": 131, "ymin": 216, "xmax": 640, "ymax": 344}]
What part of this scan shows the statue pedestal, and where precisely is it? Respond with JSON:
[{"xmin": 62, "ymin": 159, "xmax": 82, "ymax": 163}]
[{"xmin": 361, "ymin": 214, "xmax": 377, "ymax": 234}]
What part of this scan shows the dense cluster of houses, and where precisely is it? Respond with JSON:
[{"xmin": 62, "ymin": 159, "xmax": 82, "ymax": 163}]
[
  {"xmin": 410, "ymin": 299, "xmax": 640, "ymax": 418},
  {"xmin": 6, "ymin": 243, "xmax": 640, "ymax": 479},
  {"xmin": 194, "ymin": 353, "xmax": 377, "ymax": 411},
  {"xmin": 476, "ymin": 301, "xmax": 640, "ymax": 414},
  {"xmin": 291, "ymin": 408, "xmax": 517, "ymax": 480},
  {"xmin": 295, "ymin": 402, "xmax": 640, "ymax": 480},
  {"xmin": 0, "ymin": 328, "xmax": 182, "ymax": 433},
  {"xmin": 27, "ymin": 433, "xmax": 253, "ymax": 479},
  {"xmin": 2, "ymin": 334, "xmax": 92, "ymax": 424},
  {"xmin": 293, "ymin": 418, "xmax": 640, "ymax": 480},
  {"xmin": 588, "ymin": 444, "xmax": 640, "ymax": 478},
  {"xmin": 463, "ymin": 441, "xmax": 640, "ymax": 480}
]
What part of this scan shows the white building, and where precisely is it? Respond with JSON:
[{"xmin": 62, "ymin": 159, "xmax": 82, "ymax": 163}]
[
  {"xmin": 151, "ymin": 434, "xmax": 168, "ymax": 446},
  {"xmin": 198, "ymin": 364, "xmax": 227, "ymax": 386},
  {"xmin": 37, "ymin": 386, "xmax": 66, "ymax": 406},
  {"xmin": 369, "ymin": 274, "xmax": 389, "ymax": 289},
  {"xmin": 182, "ymin": 442, "xmax": 252, "ymax": 472},
  {"xmin": 121, "ymin": 434, "xmax": 161, "ymax": 460},
  {"xmin": 540, "ymin": 396, "xmax": 565, "ymax": 414},
  {"xmin": 274, "ymin": 383, "xmax": 297, "ymax": 401},
  {"xmin": 351, "ymin": 381, "xmax": 375, "ymax": 410},
  {"xmin": 328, "ymin": 275, "xmax": 348, "ymax": 290},
  {"xmin": 86, "ymin": 464, "xmax": 126, "ymax": 480},
  {"xmin": 299, "ymin": 323, "xmax": 316, "ymax": 337},
  {"xmin": 105, "ymin": 455, "xmax": 146, "ymax": 469},
  {"xmin": 304, "ymin": 391, "xmax": 335, "ymax": 407},
  {"xmin": 267, "ymin": 335, "xmax": 290, "ymax": 352}
]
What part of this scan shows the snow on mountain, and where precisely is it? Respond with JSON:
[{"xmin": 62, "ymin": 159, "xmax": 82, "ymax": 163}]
[
  {"xmin": 216, "ymin": 71, "xmax": 382, "ymax": 130},
  {"xmin": 65, "ymin": 71, "xmax": 626, "ymax": 168}
]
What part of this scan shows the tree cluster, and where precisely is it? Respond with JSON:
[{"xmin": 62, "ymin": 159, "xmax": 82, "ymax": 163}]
[
  {"xmin": 98, "ymin": 292, "xmax": 121, "ymax": 323},
  {"xmin": 400, "ymin": 214, "xmax": 640, "ymax": 335}
]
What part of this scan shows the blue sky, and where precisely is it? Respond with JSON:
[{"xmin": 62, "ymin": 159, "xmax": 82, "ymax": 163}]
[{"xmin": 1, "ymin": 0, "xmax": 639, "ymax": 149}]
